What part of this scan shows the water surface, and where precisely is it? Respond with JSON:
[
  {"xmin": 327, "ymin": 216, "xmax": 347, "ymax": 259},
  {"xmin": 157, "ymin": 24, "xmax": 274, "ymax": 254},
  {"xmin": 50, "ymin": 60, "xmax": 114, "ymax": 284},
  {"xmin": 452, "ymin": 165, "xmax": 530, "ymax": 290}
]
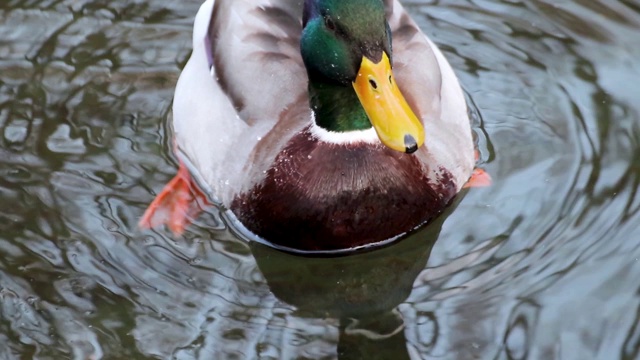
[{"xmin": 1, "ymin": 0, "xmax": 640, "ymax": 359}]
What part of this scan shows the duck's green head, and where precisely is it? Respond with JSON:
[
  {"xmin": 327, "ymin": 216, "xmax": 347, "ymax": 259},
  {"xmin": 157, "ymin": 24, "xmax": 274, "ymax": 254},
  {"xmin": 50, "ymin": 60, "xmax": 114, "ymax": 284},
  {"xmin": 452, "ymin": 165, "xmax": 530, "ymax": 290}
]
[{"xmin": 301, "ymin": 0, "xmax": 424, "ymax": 153}]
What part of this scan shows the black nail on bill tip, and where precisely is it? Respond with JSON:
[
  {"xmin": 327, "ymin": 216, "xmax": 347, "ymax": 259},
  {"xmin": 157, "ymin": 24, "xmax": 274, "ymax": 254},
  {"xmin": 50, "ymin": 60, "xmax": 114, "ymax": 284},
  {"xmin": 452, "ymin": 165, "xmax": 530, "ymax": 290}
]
[{"xmin": 404, "ymin": 134, "xmax": 418, "ymax": 154}]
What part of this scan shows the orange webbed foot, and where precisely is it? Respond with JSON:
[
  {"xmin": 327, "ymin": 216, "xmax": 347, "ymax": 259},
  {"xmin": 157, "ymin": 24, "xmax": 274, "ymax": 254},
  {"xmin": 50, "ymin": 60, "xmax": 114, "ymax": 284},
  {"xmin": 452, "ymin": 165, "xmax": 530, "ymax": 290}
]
[
  {"xmin": 464, "ymin": 168, "xmax": 492, "ymax": 188},
  {"xmin": 139, "ymin": 161, "xmax": 209, "ymax": 235}
]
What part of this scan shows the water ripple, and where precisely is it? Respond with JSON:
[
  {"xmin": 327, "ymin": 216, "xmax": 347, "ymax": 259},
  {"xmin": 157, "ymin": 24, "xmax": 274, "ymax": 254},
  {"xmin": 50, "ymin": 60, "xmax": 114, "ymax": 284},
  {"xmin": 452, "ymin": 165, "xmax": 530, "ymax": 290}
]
[{"xmin": 1, "ymin": 0, "xmax": 639, "ymax": 359}]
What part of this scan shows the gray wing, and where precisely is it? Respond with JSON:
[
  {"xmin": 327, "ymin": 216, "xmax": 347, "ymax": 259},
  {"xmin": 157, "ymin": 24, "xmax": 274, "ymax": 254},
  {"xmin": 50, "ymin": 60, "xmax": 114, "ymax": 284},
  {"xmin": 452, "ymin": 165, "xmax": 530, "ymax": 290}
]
[
  {"xmin": 387, "ymin": 0, "xmax": 474, "ymax": 190},
  {"xmin": 207, "ymin": 0, "xmax": 307, "ymax": 125}
]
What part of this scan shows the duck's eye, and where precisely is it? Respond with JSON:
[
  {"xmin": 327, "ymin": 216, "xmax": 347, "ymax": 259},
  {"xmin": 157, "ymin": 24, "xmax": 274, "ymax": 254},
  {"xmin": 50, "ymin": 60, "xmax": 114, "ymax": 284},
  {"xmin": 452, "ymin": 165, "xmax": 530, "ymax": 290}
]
[
  {"xmin": 369, "ymin": 79, "xmax": 378, "ymax": 89},
  {"xmin": 324, "ymin": 15, "xmax": 336, "ymax": 31}
]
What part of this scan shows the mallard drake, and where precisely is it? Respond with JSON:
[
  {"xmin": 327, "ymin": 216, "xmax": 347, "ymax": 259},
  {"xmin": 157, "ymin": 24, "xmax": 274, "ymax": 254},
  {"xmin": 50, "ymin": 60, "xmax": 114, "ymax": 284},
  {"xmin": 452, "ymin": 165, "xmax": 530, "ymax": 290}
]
[{"xmin": 141, "ymin": 0, "xmax": 488, "ymax": 252}]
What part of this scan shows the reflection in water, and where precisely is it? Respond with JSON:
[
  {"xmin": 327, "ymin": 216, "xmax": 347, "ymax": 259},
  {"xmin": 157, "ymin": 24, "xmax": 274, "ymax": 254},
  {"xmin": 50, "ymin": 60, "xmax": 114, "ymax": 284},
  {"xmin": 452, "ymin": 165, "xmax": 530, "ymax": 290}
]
[
  {"xmin": 1, "ymin": 0, "xmax": 640, "ymax": 359},
  {"xmin": 250, "ymin": 198, "xmax": 454, "ymax": 358}
]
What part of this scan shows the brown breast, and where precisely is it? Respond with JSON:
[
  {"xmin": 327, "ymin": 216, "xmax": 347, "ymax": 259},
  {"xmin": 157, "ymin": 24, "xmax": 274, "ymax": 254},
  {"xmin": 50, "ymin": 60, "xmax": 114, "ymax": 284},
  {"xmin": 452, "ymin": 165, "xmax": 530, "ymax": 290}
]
[{"xmin": 231, "ymin": 128, "xmax": 457, "ymax": 251}]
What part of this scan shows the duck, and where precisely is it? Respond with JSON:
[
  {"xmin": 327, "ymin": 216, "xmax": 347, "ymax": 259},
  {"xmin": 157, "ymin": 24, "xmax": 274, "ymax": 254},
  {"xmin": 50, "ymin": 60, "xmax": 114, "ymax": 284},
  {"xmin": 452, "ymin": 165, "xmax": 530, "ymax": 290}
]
[{"xmin": 140, "ymin": 0, "xmax": 489, "ymax": 252}]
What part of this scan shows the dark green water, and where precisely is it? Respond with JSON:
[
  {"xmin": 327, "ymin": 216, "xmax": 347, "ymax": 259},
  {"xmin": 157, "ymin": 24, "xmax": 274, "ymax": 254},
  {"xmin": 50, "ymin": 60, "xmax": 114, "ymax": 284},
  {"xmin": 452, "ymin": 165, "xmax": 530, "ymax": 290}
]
[{"xmin": 1, "ymin": 0, "xmax": 640, "ymax": 359}]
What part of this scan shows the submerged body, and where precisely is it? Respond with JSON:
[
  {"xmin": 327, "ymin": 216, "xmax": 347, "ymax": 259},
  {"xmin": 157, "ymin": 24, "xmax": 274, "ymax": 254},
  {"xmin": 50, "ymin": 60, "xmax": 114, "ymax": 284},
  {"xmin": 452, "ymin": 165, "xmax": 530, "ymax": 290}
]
[{"xmin": 142, "ymin": 0, "xmax": 478, "ymax": 251}]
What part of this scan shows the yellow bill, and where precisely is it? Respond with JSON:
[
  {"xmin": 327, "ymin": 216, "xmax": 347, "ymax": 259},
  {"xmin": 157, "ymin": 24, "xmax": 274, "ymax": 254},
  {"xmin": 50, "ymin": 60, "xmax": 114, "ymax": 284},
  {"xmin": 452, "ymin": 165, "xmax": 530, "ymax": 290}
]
[{"xmin": 352, "ymin": 52, "xmax": 424, "ymax": 153}]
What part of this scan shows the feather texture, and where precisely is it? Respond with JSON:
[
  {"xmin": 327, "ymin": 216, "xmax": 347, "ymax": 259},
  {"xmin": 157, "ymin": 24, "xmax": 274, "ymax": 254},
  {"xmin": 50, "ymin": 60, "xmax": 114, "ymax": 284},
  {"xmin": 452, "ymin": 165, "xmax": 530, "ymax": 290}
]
[{"xmin": 170, "ymin": 0, "xmax": 475, "ymax": 249}]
